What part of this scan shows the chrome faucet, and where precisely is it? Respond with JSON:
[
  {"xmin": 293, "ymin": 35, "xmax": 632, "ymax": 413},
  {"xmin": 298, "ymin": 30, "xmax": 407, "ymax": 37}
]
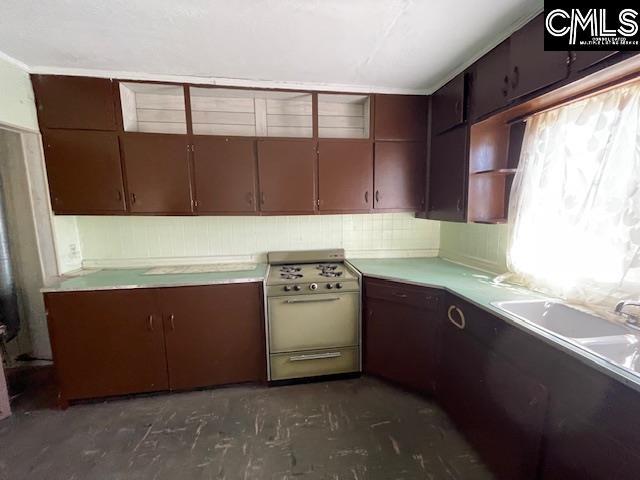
[{"xmin": 615, "ymin": 300, "xmax": 640, "ymax": 330}]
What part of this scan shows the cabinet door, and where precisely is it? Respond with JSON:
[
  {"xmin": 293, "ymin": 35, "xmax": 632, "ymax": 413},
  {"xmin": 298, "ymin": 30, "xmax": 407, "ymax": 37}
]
[
  {"xmin": 428, "ymin": 124, "xmax": 468, "ymax": 221},
  {"xmin": 374, "ymin": 94, "xmax": 427, "ymax": 141},
  {"xmin": 32, "ymin": 75, "xmax": 117, "ymax": 131},
  {"xmin": 471, "ymin": 40, "xmax": 510, "ymax": 121},
  {"xmin": 45, "ymin": 289, "xmax": 168, "ymax": 401},
  {"xmin": 43, "ymin": 130, "xmax": 126, "ymax": 214},
  {"xmin": 257, "ymin": 139, "xmax": 316, "ymax": 213},
  {"xmin": 570, "ymin": 51, "xmax": 617, "ymax": 73},
  {"xmin": 121, "ymin": 133, "xmax": 193, "ymax": 214},
  {"xmin": 374, "ymin": 141, "xmax": 425, "ymax": 210},
  {"xmin": 193, "ymin": 137, "xmax": 257, "ymax": 213},
  {"xmin": 366, "ymin": 299, "xmax": 438, "ymax": 393},
  {"xmin": 318, "ymin": 140, "xmax": 373, "ymax": 212},
  {"xmin": 509, "ymin": 15, "xmax": 569, "ymax": 100},
  {"xmin": 431, "ymin": 74, "xmax": 466, "ymax": 134},
  {"xmin": 159, "ymin": 283, "xmax": 265, "ymax": 391},
  {"xmin": 439, "ymin": 299, "xmax": 548, "ymax": 480}
]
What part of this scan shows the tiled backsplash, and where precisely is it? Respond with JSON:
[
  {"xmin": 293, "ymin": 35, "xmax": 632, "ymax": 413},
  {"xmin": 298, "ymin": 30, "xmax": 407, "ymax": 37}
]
[
  {"xmin": 54, "ymin": 214, "xmax": 441, "ymax": 271},
  {"xmin": 439, "ymin": 222, "xmax": 508, "ymax": 273}
]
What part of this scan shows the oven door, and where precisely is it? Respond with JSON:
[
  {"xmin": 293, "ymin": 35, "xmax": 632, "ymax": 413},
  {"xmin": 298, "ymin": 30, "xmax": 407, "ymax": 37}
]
[{"xmin": 268, "ymin": 292, "xmax": 359, "ymax": 353}]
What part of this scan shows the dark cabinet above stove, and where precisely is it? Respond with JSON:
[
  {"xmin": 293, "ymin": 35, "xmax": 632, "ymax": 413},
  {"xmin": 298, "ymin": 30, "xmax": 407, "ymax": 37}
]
[{"xmin": 33, "ymin": 74, "xmax": 429, "ymax": 216}]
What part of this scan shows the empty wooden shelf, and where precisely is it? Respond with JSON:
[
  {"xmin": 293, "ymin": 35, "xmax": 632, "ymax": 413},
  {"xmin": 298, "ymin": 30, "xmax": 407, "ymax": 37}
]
[
  {"xmin": 189, "ymin": 87, "xmax": 312, "ymax": 138},
  {"xmin": 119, "ymin": 82, "xmax": 187, "ymax": 134}
]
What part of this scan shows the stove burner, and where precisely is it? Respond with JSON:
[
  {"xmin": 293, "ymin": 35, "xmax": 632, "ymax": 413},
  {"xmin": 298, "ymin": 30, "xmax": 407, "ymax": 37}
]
[
  {"xmin": 280, "ymin": 265, "xmax": 302, "ymax": 273},
  {"xmin": 316, "ymin": 264, "xmax": 339, "ymax": 271},
  {"xmin": 319, "ymin": 271, "xmax": 343, "ymax": 278},
  {"xmin": 280, "ymin": 273, "xmax": 303, "ymax": 280}
]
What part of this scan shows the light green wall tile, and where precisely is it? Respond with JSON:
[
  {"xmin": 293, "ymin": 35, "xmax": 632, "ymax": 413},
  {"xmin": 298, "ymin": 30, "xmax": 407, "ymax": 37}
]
[{"xmin": 439, "ymin": 222, "xmax": 509, "ymax": 273}]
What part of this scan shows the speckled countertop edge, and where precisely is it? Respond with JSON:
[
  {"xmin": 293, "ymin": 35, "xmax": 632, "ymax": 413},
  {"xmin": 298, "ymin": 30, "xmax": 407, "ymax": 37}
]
[
  {"xmin": 347, "ymin": 257, "xmax": 640, "ymax": 393},
  {"xmin": 41, "ymin": 264, "xmax": 269, "ymax": 293}
]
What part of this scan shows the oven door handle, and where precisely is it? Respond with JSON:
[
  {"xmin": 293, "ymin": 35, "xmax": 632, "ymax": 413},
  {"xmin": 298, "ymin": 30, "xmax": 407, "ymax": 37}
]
[
  {"xmin": 289, "ymin": 352, "xmax": 342, "ymax": 362},
  {"xmin": 284, "ymin": 297, "xmax": 341, "ymax": 304}
]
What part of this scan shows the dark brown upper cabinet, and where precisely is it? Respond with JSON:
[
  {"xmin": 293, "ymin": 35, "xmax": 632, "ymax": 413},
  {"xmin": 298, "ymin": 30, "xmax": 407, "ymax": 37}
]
[
  {"xmin": 257, "ymin": 139, "xmax": 316, "ymax": 214},
  {"xmin": 193, "ymin": 137, "xmax": 257, "ymax": 214},
  {"xmin": 374, "ymin": 94, "xmax": 428, "ymax": 141},
  {"xmin": 120, "ymin": 133, "xmax": 193, "ymax": 214},
  {"xmin": 471, "ymin": 40, "xmax": 510, "ymax": 121},
  {"xmin": 318, "ymin": 140, "xmax": 373, "ymax": 212},
  {"xmin": 431, "ymin": 74, "xmax": 467, "ymax": 135},
  {"xmin": 32, "ymin": 75, "xmax": 117, "ymax": 131},
  {"xmin": 374, "ymin": 141, "xmax": 425, "ymax": 210},
  {"xmin": 43, "ymin": 130, "xmax": 126, "ymax": 214},
  {"xmin": 428, "ymin": 124, "xmax": 468, "ymax": 222},
  {"xmin": 508, "ymin": 14, "xmax": 569, "ymax": 101},
  {"xmin": 570, "ymin": 51, "xmax": 618, "ymax": 73}
]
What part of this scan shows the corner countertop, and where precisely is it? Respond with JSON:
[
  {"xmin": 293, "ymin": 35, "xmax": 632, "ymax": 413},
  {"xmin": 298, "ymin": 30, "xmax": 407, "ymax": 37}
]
[
  {"xmin": 347, "ymin": 257, "xmax": 640, "ymax": 392},
  {"xmin": 41, "ymin": 264, "xmax": 269, "ymax": 293}
]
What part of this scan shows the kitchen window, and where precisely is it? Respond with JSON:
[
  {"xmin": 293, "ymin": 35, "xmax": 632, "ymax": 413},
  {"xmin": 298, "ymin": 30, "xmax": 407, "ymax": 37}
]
[{"xmin": 504, "ymin": 80, "xmax": 640, "ymax": 315}]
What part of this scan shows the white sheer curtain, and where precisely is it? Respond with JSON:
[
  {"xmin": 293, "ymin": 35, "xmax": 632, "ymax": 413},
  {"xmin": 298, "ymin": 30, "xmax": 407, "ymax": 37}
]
[{"xmin": 503, "ymin": 81, "xmax": 640, "ymax": 319}]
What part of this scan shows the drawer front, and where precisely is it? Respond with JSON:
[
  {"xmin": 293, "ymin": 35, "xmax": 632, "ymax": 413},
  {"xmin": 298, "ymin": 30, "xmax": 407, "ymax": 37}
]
[
  {"xmin": 365, "ymin": 278, "xmax": 440, "ymax": 311},
  {"xmin": 268, "ymin": 293, "xmax": 359, "ymax": 353},
  {"xmin": 270, "ymin": 347, "xmax": 359, "ymax": 381}
]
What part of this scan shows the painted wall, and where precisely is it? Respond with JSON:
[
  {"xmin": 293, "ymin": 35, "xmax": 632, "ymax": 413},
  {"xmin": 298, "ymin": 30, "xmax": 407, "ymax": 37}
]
[
  {"xmin": 439, "ymin": 222, "xmax": 508, "ymax": 273},
  {"xmin": 71, "ymin": 214, "xmax": 440, "ymax": 268},
  {"xmin": 0, "ymin": 54, "xmax": 37, "ymax": 132}
]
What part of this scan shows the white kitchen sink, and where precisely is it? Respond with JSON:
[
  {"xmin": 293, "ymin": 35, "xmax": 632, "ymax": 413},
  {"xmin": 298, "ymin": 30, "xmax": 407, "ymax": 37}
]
[{"xmin": 492, "ymin": 300, "xmax": 631, "ymax": 339}]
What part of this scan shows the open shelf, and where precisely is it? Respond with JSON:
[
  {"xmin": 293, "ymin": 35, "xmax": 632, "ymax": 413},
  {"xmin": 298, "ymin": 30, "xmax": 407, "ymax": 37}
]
[
  {"xmin": 120, "ymin": 82, "xmax": 187, "ymax": 134},
  {"xmin": 318, "ymin": 94, "xmax": 370, "ymax": 139},
  {"xmin": 467, "ymin": 111, "xmax": 525, "ymax": 223},
  {"xmin": 189, "ymin": 88, "xmax": 312, "ymax": 137}
]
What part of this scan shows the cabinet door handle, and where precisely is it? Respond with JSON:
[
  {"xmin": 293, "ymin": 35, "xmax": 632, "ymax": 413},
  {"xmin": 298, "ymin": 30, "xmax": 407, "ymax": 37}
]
[
  {"xmin": 147, "ymin": 315, "xmax": 154, "ymax": 331},
  {"xmin": 364, "ymin": 191, "xmax": 369, "ymax": 204},
  {"xmin": 246, "ymin": 192, "xmax": 254, "ymax": 205},
  {"xmin": 375, "ymin": 190, "xmax": 380, "ymax": 203},
  {"xmin": 168, "ymin": 314, "xmax": 175, "ymax": 331},
  {"xmin": 447, "ymin": 306, "xmax": 466, "ymax": 330},
  {"xmin": 393, "ymin": 292, "xmax": 408, "ymax": 298},
  {"xmin": 116, "ymin": 190, "xmax": 122, "ymax": 202},
  {"xmin": 511, "ymin": 66, "xmax": 519, "ymax": 89},
  {"xmin": 131, "ymin": 192, "xmax": 137, "ymax": 205},
  {"xmin": 457, "ymin": 198, "xmax": 462, "ymax": 212},
  {"xmin": 261, "ymin": 192, "xmax": 266, "ymax": 205},
  {"xmin": 501, "ymin": 75, "xmax": 509, "ymax": 97},
  {"xmin": 289, "ymin": 352, "xmax": 341, "ymax": 362}
]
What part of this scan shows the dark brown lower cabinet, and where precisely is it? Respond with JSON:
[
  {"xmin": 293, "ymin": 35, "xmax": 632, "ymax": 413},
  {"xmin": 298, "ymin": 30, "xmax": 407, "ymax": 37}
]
[
  {"xmin": 438, "ymin": 298, "xmax": 548, "ymax": 480},
  {"xmin": 364, "ymin": 279, "xmax": 441, "ymax": 394},
  {"xmin": 45, "ymin": 289, "xmax": 168, "ymax": 401},
  {"xmin": 45, "ymin": 283, "xmax": 265, "ymax": 403},
  {"xmin": 159, "ymin": 283, "xmax": 265, "ymax": 391},
  {"xmin": 120, "ymin": 133, "xmax": 193, "ymax": 214},
  {"xmin": 43, "ymin": 130, "xmax": 126, "ymax": 214}
]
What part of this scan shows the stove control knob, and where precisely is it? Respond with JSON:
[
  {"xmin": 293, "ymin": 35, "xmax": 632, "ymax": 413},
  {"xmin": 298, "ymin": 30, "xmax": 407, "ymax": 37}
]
[
  {"xmin": 294, "ymin": 285, "xmax": 301, "ymax": 291},
  {"xmin": 284, "ymin": 285, "xmax": 291, "ymax": 292},
  {"xmin": 336, "ymin": 283, "xmax": 343, "ymax": 289},
  {"xmin": 309, "ymin": 283, "xmax": 318, "ymax": 291},
  {"xmin": 326, "ymin": 283, "xmax": 334, "ymax": 289}
]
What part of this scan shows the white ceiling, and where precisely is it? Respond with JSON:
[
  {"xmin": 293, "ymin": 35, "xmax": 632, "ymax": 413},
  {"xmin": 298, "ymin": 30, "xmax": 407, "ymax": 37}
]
[{"xmin": 0, "ymin": 0, "xmax": 542, "ymax": 93}]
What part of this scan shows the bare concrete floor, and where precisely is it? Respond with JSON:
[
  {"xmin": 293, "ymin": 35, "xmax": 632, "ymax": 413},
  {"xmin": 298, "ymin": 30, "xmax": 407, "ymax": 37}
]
[{"xmin": 0, "ymin": 376, "xmax": 493, "ymax": 480}]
